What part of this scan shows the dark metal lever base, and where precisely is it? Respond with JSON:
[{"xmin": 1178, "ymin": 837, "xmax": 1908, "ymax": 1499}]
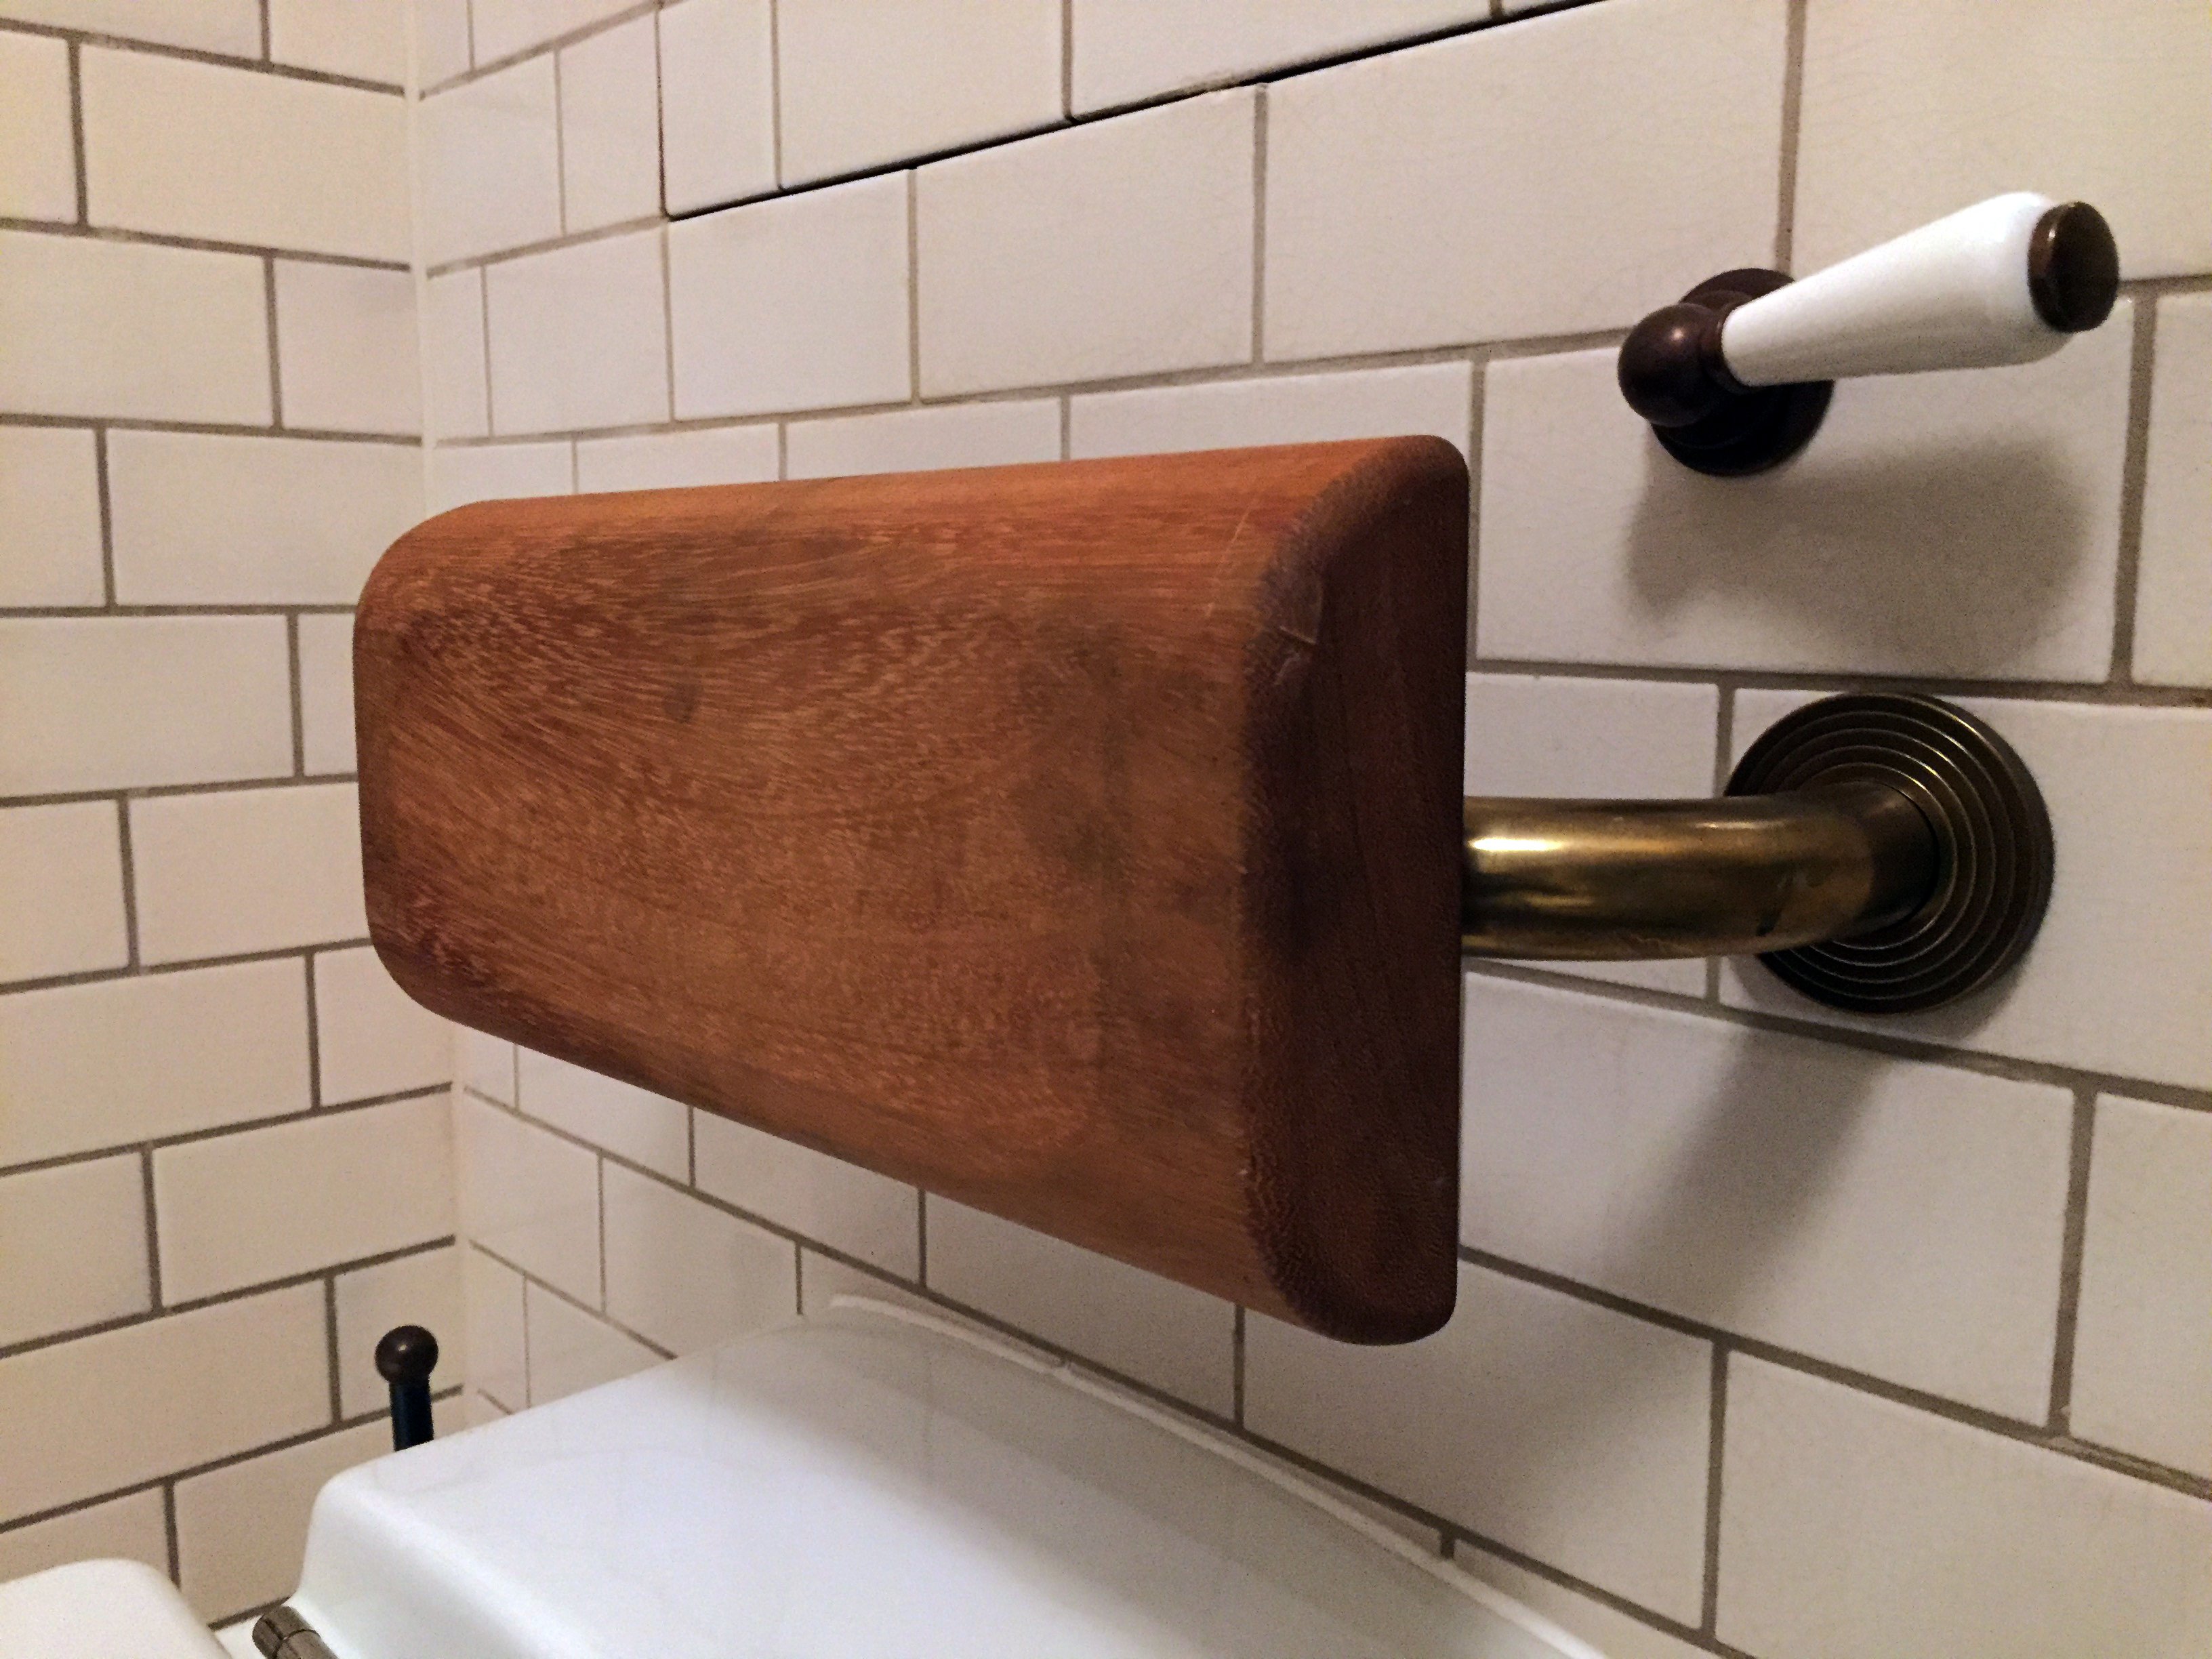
[{"xmin": 1618, "ymin": 268, "xmax": 1832, "ymax": 476}]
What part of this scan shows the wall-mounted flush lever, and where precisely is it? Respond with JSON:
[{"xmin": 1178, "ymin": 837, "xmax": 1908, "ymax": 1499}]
[
  {"xmin": 1618, "ymin": 192, "xmax": 2120, "ymax": 475},
  {"xmin": 375, "ymin": 1324, "xmax": 438, "ymax": 1451}
]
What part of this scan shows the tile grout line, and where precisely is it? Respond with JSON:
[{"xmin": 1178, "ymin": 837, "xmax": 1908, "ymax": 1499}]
[
  {"xmin": 91, "ymin": 424, "xmax": 116, "ymax": 606},
  {"xmin": 0, "ymin": 213, "xmax": 413, "ymax": 271},
  {"xmin": 160, "ymin": 1482, "xmax": 180, "ymax": 1584},
  {"xmin": 1248, "ymin": 87, "xmax": 1267, "ymax": 363},
  {"xmin": 905, "ymin": 171, "xmax": 921, "ymax": 401},
  {"xmin": 112, "ymin": 793, "xmax": 140, "ymax": 969},
  {"xmin": 477, "ymin": 267, "xmax": 495, "ymax": 438},
  {"xmin": 1700, "ymin": 1343, "xmax": 1729, "ymax": 1634},
  {"xmin": 2107, "ymin": 293, "xmax": 2160, "ymax": 681},
  {"xmin": 0, "ymin": 17, "xmax": 406, "ymax": 96},
  {"xmin": 286, "ymin": 615, "xmax": 306, "ymax": 777},
  {"xmin": 766, "ymin": 0, "xmax": 784, "ymax": 190},
  {"xmin": 139, "ymin": 1147, "xmax": 164, "ymax": 1311},
  {"xmin": 1231, "ymin": 1305, "xmax": 1246, "ymax": 1424},
  {"xmin": 2046, "ymin": 1089, "xmax": 2100, "ymax": 1431},
  {"xmin": 302, "ymin": 951, "xmax": 324, "ymax": 1111},
  {"xmin": 1461, "ymin": 349, "xmax": 1486, "ymax": 664},
  {"xmin": 552, "ymin": 48, "xmax": 569, "ymax": 239},
  {"xmin": 323, "ymin": 1276, "xmax": 344, "ymax": 1424},
  {"xmin": 1771, "ymin": 0, "xmax": 1807, "ymax": 272},
  {"xmin": 66, "ymin": 39, "xmax": 87, "ymax": 226},
  {"xmin": 258, "ymin": 0, "xmax": 271, "ymax": 62}
]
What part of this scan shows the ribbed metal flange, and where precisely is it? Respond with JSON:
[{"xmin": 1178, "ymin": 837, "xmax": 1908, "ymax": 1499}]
[{"xmin": 1726, "ymin": 693, "xmax": 2053, "ymax": 1012}]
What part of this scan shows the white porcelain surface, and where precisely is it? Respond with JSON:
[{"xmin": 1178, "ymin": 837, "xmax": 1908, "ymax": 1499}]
[
  {"xmin": 2136, "ymin": 294, "xmax": 2212, "ymax": 686},
  {"xmin": 456, "ymin": 1097, "xmax": 600, "ymax": 1303},
  {"xmin": 176, "ymin": 1421, "xmax": 389, "ymax": 1622},
  {"xmin": 777, "ymin": 0, "xmax": 1062, "ymax": 186},
  {"xmin": 1723, "ymin": 693, "xmax": 2212, "ymax": 1090},
  {"xmin": 0, "ymin": 30, "xmax": 74, "ymax": 221},
  {"xmin": 670, "ymin": 174, "xmax": 910, "ymax": 417},
  {"xmin": 0, "ymin": 960, "xmax": 310, "ymax": 1168},
  {"xmin": 918, "ymin": 90, "xmax": 1255, "ymax": 396},
  {"xmin": 274, "ymin": 262, "xmax": 421, "ymax": 436},
  {"xmin": 658, "ymin": 0, "xmax": 775, "ymax": 215},
  {"xmin": 297, "ymin": 613, "xmax": 359, "ymax": 776},
  {"xmin": 312, "ymin": 945, "xmax": 452, "ymax": 1104},
  {"xmin": 81, "ymin": 49, "xmax": 407, "ymax": 260},
  {"xmin": 1793, "ymin": 0, "xmax": 2212, "ymax": 279},
  {"xmin": 694, "ymin": 1110, "xmax": 919, "ymax": 1276},
  {"xmin": 1070, "ymin": 362, "xmax": 1473, "ymax": 459},
  {"xmin": 516, "ymin": 1048, "xmax": 688, "ymax": 1179},
  {"xmin": 1455, "ymin": 1542, "xmax": 1706, "ymax": 1659},
  {"xmin": 785, "ymin": 400, "xmax": 1062, "ymax": 479},
  {"xmin": 269, "ymin": 0, "xmax": 407, "ymax": 85},
  {"xmin": 523, "ymin": 1282, "xmax": 658, "ymax": 1404},
  {"xmin": 423, "ymin": 269, "xmax": 491, "ymax": 439},
  {"xmin": 129, "ymin": 783, "xmax": 367, "ymax": 964},
  {"xmin": 1718, "ymin": 1355, "xmax": 2212, "ymax": 1657},
  {"xmin": 924, "ymin": 1197, "xmax": 1236, "ymax": 1417},
  {"xmin": 463, "ymin": 1246, "xmax": 527, "ymax": 1410},
  {"xmin": 0, "ymin": 427, "xmax": 102, "ymax": 606},
  {"xmin": 1477, "ymin": 316, "xmax": 2131, "ymax": 679},
  {"xmin": 2070, "ymin": 1097, "xmax": 2212, "ymax": 1479},
  {"xmin": 487, "ymin": 227, "xmax": 669, "ymax": 434},
  {"xmin": 1265, "ymin": 0, "xmax": 1784, "ymax": 359},
  {"xmin": 471, "ymin": 0, "xmax": 632, "ymax": 66},
  {"xmin": 0, "ymin": 232, "xmax": 269, "ymax": 423},
  {"xmin": 0, "ymin": 0, "xmax": 258, "ymax": 55},
  {"xmin": 0, "ymin": 1155, "xmax": 148, "ymax": 1347},
  {"xmin": 602, "ymin": 1164, "xmax": 795, "ymax": 1355},
  {"xmin": 417, "ymin": 58, "xmax": 561, "ymax": 265},
  {"xmin": 1069, "ymin": 0, "xmax": 1488, "ymax": 114},
  {"xmin": 0, "ymin": 1285, "xmax": 327, "ymax": 1523},
  {"xmin": 108, "ymin": 432, "xmax": 419, "ymax": 605},
  {"xmin": 575, "ymin": 425, "xmax": 780, "ymax": 491},
  {"xmin": 0, "ymin": 802, "xmax": 128, "ymax": 984},
  {"xmin": 154, "ymin": 1094, "xmax": 453, "ymax": 1303},
  {"xmin": 1247, "ymin": 1261, "xmax": 1711, "ymax": 1624},
  {"xmin": 334, "ymin": 1246, "xmax": 464, "ymax": 1419},
  {"xmin": 1462, "ymin": 976, "xmax": 2074, "ymax": 1418},
  {"xmin": 429, "ymin": 441, "xmax": 573, "ymax": 511},
  {"xmin": 0, "ymin": 1560, "xmax": 226, "ymax": 1659},
  {"xmin": 0, "ymin": 1490, "xmax": 168, "ymax": 1586},
  {"xmin": 558, "ymin": 13, "xmax": 661, "ymax": 233}
]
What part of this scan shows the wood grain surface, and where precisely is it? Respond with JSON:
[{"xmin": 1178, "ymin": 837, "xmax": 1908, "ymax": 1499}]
[{"xmin": 356, "ymin": 438, "xmax": 1467, "ymax": 1342}]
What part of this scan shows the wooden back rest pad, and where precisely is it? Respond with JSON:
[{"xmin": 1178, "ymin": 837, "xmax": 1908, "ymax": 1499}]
[{"xmin": 358, "ymin": 438, "xmax": 1467, "ymax": 1343}]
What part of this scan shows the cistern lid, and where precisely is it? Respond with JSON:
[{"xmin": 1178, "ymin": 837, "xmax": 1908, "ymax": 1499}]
[{"xmin": 285, "ymin": 1298, "xmax": 1601, "ymax": 1658}]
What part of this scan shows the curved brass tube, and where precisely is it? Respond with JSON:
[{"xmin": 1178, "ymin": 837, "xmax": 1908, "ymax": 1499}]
[{"xmin": 1462, "ymin": 781, "xmax": 1938, "ymax": 960}]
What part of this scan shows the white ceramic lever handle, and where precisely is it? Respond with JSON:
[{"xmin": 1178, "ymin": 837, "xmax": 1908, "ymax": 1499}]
[{"xmin": 1720, "ymin": 193, "xmax": 2120, "ymax": 386}]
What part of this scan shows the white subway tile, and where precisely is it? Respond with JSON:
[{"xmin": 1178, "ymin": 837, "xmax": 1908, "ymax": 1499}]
[
  {"xmin": 1463, "ymin": 977, "xmax": 2074, "ymax": 1418},
  {"xmin": 575, "ymin": 426, "xmax": 780, "ymax": 491},
  {"xmin": 274, "ymin": 262, "xmax": 420, "ymax": 437},
  {"xmin": 487, "ymin": 228, "xmax": 669, "ymax": 434},
  {"xmin": 602, "ymin": 1164, "xmax": 794, "ymax": 1354},
  {"xmin": 0, "ymin": 802, "xmax": 128, "ymax": 984},
  {"xmin": 1246, "ymin": 1262, "xmax": 1712, "ymax": 1623},
  {"xmin": 0, "ymin": 1284, "xmax": 328, "ymax": 1524},
  {"xmin": 1719, "ymin": 1355, "xmax": 2212, "ymax": 1658},
  {"xmin": 462, "ymin": 1391, "xmax": 508, "ymax": 1427},
  {"xmin": 1070, "ymin": 0, "xmax": 1487, "ymax": 112},
  {"xmin": 460, "ymin": 1030, "xmax": 516, "ymax": 1104},
  {"xmin": 472, "ymin": 0, "xmax": 632, "ymax": 65},
  {"xmin": 175, "ymin": 1421, "xmax": 388, "ymax": 1622},
  {"xmin": 1795, "ymin": 0, "xmax": 2212, "ymax": 281},
  {"xmin": 155, "ymin": 1094, "xmax": 453, "ymax": 1303},
  {"xmin": 0, "ymin": 426, "xmax": 103, "ymax": 607},
  {"xmin": 1477, "ymin": 318, "xmax": 2131, "ymax": 680},
  {"xmin": 0, "ymin": 1156, "xmax": 148, "ymax": 1348},
  {"xmin": 1267, "ymin": 0, "xmax": 1784, "ymax": 358},
  {"xmin": 413, "ymin": 0, "xmax": 471, "ymax": 85},
  {"xmin": 271, "ymin": 0, "xmax": 407, "ymax": 83},
  {"xmin": 0, "ymin": 30, "xmax": 74, "ymax": 222},
  {"xmin": 516, "ymin": 1048, "xmax": 688, "ymax": 1180},
  {"xmin": 428, "ymin": 441, "xmax": 573, "ymax": 510},
  {"xmin": 0, "ymin": 1489, "xmax": 169, "ymax": 1586},
  {"xmin": 917, "ymin": 91, "xmax": 1254, "ymax": 396},
  {"xmin": 1070, "ymin": 362, "xmax": 1472, "ymax": 462},
  {"xmin": 525, "ymin": 1283, "xmax": 659, "ymax": 1404},
  {"xmin": 0, "ymin": 617, "xmax": 292, "ymax": 794},
  {"xmin": 298, "ymin": 613, "xmax": 357, "ymax": 777},
  {"xmin": 2071, "ymin": 1097, "xmax": 2212, "ymax": 1479},
  {"xmin": 1454, "ymin": 1541, "xmax": 1708, "ymax": 1659},
  {"xmin": 455, "ymin": 1096, "xmax": 600, "ymax": 1303},
  {"xmin": 424, "ymin": 268, "xmax": 490, "ymax": 440},
  {"xmin": 695, "ymin": 1110, "xmax": 919, "ymax": 1277},
  {"xmin": 314, "ymin": 945, "xmax": 450, "ymax": 1103},
  {"xmin": 785, "ymin": 400, "xmax": 1061, "ymax": 480},
  {"xmin": 670, "ymin": 175, "xmax": 909, "ymax": 418},
  {"xmin": 0, "ymin": 231, "xmax": 270, "ymax": 424},
  {"xmin": 924, "ymin": 1198, "xmax": 1235, "ymax": 1416},
  {"xmin": 2137, "ymin": 295, "xmax": 2212, "ymax": 687},
  {"xmin": 659, "ymin": 0, "xmax": 775, "ymax": 215},
  {"xmin": 130, "ymin": 785, "xmax": 367, "ymax": 964},
  {"xmin": 333, "ymin": 1245, "xmax": 463, "ymax": 1419},
  {"xmin": 417, "ymin": 58, "xmax": 561, "ymax": 265},
  {"xmin": 559, "ymin": 12, "xmax": 659, "ymax": 233},
  {"xmin": 462, "ymin": 1245, "xmax": 527, "ymax": 1409},
  {"xmin": 82, "ymin": 49, "xmax": 408, "ymax": 261},
  {"xmin": 110, "ymin": 430, "xmax": 421, "ymax": 606},
  {"xmin": 1723, "ymin": 695, "xmax": 2212, "ymax": 1091},
  {"xmin": 1466, "ymin": 674, "xmax": 1716, "ymax": 996},
  {"xmin": 777, "ymin": 0, "xmax": 1061, "ymax": 186},
  {"xmin": 0, "ymin": 0, "xmax": 258, "ymax": 54},
  {"xmin": 0, "ymin": 959, "xmax": 311, "ymax": 1168}
]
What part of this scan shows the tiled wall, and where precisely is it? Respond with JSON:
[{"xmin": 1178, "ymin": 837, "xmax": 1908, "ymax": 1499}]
[{"xmin": 0, "ymin": 0, "xmax": 457, "ymax": 1628}]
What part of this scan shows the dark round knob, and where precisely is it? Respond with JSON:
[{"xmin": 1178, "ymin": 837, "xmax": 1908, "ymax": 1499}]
[
  {"xmin": 2028, "ymin": 201, "xmax": 2118, "ymax": 331},
  {"xmin": 1618, "ymin": 302, "xmax": 1727, "ymax": 426},
  {"xmin": 375, "ymin": 1324, "xmax": 439, "ymax": 1385}
]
